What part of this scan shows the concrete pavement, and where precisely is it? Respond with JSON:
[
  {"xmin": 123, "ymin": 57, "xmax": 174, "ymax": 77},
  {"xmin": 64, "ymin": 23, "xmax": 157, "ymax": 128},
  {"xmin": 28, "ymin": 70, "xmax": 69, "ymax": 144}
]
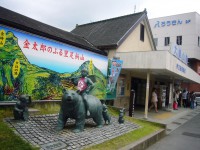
[
  {"xmin": 146, "ymin": 109, "xmax": 200, "ymax": 150},
  {"xmin": 120, "ymin": 107, "xmax": 200, "ymax": 150},
  {"xmin": 133, "ymin": 106, "xmax": 200, "ymax": 134}
]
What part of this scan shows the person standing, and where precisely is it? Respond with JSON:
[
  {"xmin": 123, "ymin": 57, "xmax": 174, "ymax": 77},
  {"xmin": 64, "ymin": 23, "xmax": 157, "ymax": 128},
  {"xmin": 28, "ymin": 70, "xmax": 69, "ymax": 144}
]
[
  {"xmin": 178, "ymin": 90, "xmax": 182, "ymax": 107},
  {"xmin": 187, "ymin": 91, "xmax": 191, "ymax": 108},
  {"xmin": 190, "ymin": 91, "xmax": 196, "ymax": 109},
  {"xmin": 182, "ymin": 89, "xmax": 188, "ymax": 108},
  {"xmin": 173, "ymin": 90, "xmax": 179, "ymax": 110},
  {"xmin": 149, "ymin": 88, "xmax": 158, "ymax": 113}
]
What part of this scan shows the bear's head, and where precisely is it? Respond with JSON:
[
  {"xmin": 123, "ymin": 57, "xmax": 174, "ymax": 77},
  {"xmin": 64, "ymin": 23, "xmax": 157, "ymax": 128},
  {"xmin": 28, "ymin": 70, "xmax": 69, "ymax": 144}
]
[
  {"xmin": 18, "ymin": 95, "xmax": 31, "ymax": 106},
  {"xmin": 62, "ymin": 89, "xmax": 80, "ymax": 103}
]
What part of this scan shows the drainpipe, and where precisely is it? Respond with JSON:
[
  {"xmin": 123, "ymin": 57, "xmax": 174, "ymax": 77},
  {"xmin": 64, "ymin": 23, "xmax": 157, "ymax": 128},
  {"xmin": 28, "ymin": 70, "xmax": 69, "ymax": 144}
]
[{"xmin": 144, "ymin": 72, "xmax": 150, "ymax": 119}]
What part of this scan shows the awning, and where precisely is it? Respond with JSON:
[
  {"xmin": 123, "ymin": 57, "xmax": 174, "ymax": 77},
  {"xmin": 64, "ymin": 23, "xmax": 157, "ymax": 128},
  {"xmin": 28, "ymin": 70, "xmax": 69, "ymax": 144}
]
[{"xmin": 116, "ymin": 50, "xmax": 200, "ymax": 84}]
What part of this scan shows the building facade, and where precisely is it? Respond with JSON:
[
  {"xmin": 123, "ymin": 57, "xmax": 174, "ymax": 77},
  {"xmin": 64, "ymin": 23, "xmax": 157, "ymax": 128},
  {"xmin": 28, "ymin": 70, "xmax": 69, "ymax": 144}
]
[
  {"xmin": 72, "ymin": 10, "xmax": 200, "ymax": 118},
  {"xmin": 149, "ymin": 12, "xmax": 200, "ymax": 92}
]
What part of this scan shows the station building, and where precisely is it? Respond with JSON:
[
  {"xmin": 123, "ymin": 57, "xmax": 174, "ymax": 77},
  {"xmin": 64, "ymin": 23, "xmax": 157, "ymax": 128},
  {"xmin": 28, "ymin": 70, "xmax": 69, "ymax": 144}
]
[
  {"xmin": 1, "ymin": 6, "xmax": 200, "ymax": 118},
  {"xmin": 149, "ymin": 12, "xmax": 200, "ymax": 92},
  {"xmin": 72, "ymin": 10, "xmax": 200, "ymax": 118}
]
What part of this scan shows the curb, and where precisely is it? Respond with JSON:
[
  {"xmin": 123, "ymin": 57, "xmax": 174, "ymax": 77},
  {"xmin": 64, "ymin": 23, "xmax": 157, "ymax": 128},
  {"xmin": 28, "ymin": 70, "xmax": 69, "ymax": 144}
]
[{"xmin": 119, "ymin": 128, "xmax": 166, "ymax": 150}]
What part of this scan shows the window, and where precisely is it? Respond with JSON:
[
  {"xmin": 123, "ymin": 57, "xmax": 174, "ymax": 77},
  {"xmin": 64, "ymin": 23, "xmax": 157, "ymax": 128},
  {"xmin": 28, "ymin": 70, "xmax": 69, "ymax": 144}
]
[
  {"xmin": 154, "ymin": 38, "xmax": 158, "ymax": 46},
  {"xmin": 140, "ymin": 24, "xmax": 144, "ymax": 42},
  {"xmin": 117, "ymin": 77, "xmax": 125, "ymax": 96},
  {"xmin": 176, "ymin": 36, "xmax": 182, "ymax": 45},
  {"xmin": 198, "ymin": 36, "xmax": 200, "ymax": 47},
  {"xmin": 164, "ymin": 37, "xmax": 170, "ymax": 46}
]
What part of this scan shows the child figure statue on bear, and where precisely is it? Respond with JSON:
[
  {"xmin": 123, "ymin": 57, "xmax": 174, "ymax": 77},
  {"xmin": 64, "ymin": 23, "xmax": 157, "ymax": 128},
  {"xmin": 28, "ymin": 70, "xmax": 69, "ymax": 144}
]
[{"xmin": 72, "ymin": 69, "xmax": 94, "ymax": 116}]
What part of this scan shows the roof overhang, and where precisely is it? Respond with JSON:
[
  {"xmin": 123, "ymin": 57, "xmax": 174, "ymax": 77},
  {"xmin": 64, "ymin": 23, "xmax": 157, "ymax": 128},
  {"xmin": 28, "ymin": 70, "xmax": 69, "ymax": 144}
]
[{"xmin": 116, "ymin": 51, "xmax": 200, "ymax": 84}]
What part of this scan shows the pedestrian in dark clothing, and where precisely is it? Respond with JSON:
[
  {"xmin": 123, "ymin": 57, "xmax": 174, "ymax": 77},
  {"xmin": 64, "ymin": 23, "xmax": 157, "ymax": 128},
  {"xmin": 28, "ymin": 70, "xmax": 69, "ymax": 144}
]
[
  {"xmin": 182, "ymin": 89, "xmax": 187, "ymax": 108},
  {"xmin": 190, "ymin": 91, "xmax": 196, "ymax": 109},
  {"xmin": 187, "ymin": 91, "xmax": 191, "ymax": 108}
]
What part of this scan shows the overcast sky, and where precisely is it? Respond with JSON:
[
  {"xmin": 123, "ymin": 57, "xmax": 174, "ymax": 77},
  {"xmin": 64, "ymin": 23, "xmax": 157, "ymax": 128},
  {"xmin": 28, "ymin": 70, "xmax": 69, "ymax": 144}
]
[{"xmin": 1, "ymin": 0, "xmax": 200, "ymax": 31}]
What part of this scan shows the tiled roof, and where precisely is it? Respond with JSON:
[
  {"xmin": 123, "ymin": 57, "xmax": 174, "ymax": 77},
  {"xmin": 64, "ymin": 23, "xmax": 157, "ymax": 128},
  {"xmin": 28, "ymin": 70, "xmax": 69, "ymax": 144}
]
[
  {"xmin": 71, "ymin": 11, "xmax": 146, "ymax": 49},
  {"xmin": 0, "ymin": 6, "xmax": 106, "ymax": 55}
]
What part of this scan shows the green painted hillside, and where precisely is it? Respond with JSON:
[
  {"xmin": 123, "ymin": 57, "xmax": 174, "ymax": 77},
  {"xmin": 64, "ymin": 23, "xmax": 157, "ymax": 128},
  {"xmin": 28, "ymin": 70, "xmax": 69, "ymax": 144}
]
[{"xmin": 0, "ymin": 31, "xmax": 107, "ymax": 101}]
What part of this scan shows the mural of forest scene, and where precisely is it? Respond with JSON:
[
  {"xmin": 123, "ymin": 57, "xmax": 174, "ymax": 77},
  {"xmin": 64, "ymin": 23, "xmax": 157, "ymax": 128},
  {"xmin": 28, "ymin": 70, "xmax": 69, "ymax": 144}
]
[{"xmin": 0, "ymin": 30, "xmax": 107, "ymax": 101}]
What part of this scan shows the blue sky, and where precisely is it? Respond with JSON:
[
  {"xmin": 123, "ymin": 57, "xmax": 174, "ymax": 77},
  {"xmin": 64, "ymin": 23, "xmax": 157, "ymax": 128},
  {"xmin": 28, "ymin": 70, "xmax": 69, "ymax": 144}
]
[{"xmin": 1, "ymin": 25, "xmax": 108, "ymax": 75}]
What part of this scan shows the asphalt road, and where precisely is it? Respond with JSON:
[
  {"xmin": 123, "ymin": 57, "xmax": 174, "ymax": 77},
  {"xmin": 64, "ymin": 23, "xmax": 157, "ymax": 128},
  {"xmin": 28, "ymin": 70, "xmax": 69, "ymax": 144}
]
[{"xmin": 146, "ymin": 111, "xmax": 200, "ymax": 150}]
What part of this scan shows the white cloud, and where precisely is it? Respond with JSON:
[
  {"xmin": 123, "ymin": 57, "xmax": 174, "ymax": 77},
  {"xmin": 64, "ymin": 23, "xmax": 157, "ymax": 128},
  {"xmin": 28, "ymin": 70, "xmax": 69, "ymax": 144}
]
[{"xmin": 1, "ymin": 0, "xmax": 200, "ymax": 31}]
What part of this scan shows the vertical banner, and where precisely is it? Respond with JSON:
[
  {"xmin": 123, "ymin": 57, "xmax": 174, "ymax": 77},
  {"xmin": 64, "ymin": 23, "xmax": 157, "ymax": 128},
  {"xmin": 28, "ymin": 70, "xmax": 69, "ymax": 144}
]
[{"xmin": 106, "ymin": 58, "xmax": 123, "ymax": 99}]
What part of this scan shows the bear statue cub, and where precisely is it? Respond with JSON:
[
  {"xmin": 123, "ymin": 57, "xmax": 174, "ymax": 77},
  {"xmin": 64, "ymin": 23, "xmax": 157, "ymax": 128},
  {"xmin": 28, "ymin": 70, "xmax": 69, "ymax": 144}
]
[
  {"xmin": 56, "ymin": 89, "xmax": 103, "ymax": 133},
  {"xmin": 13, "ymin": 95, "xmax": 31, "ymax": 121},
  {"xmin": 102, "ymin": 103, "xmax": 111, "ymax": 125}
]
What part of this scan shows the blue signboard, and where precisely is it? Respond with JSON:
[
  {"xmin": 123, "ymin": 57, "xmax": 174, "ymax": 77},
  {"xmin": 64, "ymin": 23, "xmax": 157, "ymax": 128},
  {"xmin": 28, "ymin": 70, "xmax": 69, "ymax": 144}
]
[
  {"xmin": 171, "ymin": 44, "xmax": 188, "ymax": 65},
  {"xmin": 154, "ymin": 19, "xmax": 191, "ymax": 28}
]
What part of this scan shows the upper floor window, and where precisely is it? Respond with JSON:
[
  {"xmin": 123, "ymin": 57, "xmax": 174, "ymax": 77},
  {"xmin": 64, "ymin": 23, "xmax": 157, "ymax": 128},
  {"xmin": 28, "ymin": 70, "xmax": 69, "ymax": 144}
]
[
  {"xmin": 117, "ymin": 77, "xmax": 126, "ymax": 96},
  {"xmin": 140, "ymin": 24, "xmax": 144, "ymax": 42},
  {"xmin": 176, "ymin": 36, "xmax": 182, "ymax": 45},
  {"xmin": 164, "ymin": 37, "xmax": 170, "ymax": 46},
  {"xmin": 154, "ymin": 38, "xmax": 158, "ymax": 46},
  {"xmin": 198, "ymin": 36, "xmax": 200, "ymax": 47}
]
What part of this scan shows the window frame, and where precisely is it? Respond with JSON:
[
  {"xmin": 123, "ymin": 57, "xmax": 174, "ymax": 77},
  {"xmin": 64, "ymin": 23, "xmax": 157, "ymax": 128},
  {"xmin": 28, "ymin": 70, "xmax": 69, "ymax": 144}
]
[
  {"xmin": 117, "ymin": 77, "xmax": 126, "ymax": 97},
  {"xmin": 140, "ymin": 24, "xmax": 144, "ymax": 42},
  {"xmin": 164, "ymin": 37, "xmax": 170, "ymax": 46},
  {"xmin": 154, "ymin": 38, "xmax": 158, "ymax": 47},
  {"xmin": 176, "ymin": 36, "xmax": 182, "ymax": 45}
]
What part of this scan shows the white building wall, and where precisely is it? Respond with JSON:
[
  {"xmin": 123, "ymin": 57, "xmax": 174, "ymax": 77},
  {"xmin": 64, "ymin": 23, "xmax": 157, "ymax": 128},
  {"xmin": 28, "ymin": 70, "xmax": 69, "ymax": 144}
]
[{"xmin": 149, "ymin": 12, "xmax": 200, "ymax": 59}]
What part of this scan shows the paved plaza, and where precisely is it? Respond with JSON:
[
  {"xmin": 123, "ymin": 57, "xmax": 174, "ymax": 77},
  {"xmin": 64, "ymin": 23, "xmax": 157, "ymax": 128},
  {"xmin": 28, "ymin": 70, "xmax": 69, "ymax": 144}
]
[{"xmin": 4, "ymin": 114, "xmax": 139, "ymax": 150}]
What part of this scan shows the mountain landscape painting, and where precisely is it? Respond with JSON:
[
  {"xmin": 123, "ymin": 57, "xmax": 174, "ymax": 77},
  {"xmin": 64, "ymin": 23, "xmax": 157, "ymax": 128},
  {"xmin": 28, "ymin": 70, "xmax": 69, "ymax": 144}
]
[{"xmin": 0, "ymin": 25, "xmax": 108, "ymax": 101}]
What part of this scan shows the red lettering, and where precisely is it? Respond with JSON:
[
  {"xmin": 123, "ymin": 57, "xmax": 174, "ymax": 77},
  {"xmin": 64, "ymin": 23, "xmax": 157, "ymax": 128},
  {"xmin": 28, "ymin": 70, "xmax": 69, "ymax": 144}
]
[
  {"xmin": 70, "ymin": 52, "xmax": 74, "ymax": 59},
  {"xmin": 59, "ymin": 49, "xmax": 63, "ymax": 56},
  {"xmin": 75, "ymin": 53, "xmax": 79, "ymax": 60},
  {"xmin": 47, "ymin": 47, "xmax": 52, "ymax": 53},
  {"xmin": 64, "ymin": 50, "xmax": 68, "ymax": 57},
  {"xmin": 53, "ymin": 48, "xmax": 57, "ymax": 54},
  {"xmin": 80, "ymin": 54, "xmax": 84, "ymax": 60},
  {"xmin": 32, "ymin": 42, "xmax": 38, "ymax": 50},
  {"xmin": 23, "ymin": 39, "xmax": 30, "ymax": 49},
  {"xmin": 40, "ymin": 43, "xmax": 46, "ymax": 52}
]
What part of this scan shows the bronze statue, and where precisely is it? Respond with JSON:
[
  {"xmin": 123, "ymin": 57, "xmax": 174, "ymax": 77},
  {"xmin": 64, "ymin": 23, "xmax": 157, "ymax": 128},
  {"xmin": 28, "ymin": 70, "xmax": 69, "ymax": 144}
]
[
  {"xmin": 13, "ymin": 95, "xmax": 31, "ymax": 121},
  {"xmin": 102, "ymin": 102, "xmax": 111, "ymax": 125},
  {"xmin": 71, "ymin": 69, "xmax": 94, "ymax": 116},
  {"xmin": 118, "ymin": 108, "xmax": 125, "ymax": 124},
  {"xmin": 56, "ymin": 89, "xmax": 103, "ymax": 133}
]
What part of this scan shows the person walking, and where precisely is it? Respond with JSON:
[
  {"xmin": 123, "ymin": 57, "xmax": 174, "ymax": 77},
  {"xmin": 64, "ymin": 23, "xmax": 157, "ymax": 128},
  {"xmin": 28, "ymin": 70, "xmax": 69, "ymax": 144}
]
[
  {"xmin": 173, "ymin": 90, "xmax": 179, "ymax": 110},
  {"xmin": 149, "ymin": 88, "xmax": 158, "ymax": 113}
]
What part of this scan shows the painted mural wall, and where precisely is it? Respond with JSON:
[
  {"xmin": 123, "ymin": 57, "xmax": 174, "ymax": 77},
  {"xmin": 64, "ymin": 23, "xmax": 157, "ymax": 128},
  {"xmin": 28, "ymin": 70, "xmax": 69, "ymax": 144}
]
[{"xmin": 0, "ymin": 25, "xmax": 108, "ymax": 101}]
